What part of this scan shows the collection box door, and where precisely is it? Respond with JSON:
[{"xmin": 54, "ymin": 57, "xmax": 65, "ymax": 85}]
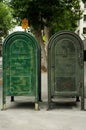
[
  {"xmin": 4, "ymin": 34, "xmax": 36, "ymax": 96},
  {"xmin": 49, "ymin": 32, "xmax": 84, "ymax": 96}
]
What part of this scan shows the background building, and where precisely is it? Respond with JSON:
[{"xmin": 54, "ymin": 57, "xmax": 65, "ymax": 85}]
[{"xmin": 76, "ymin": 1, "xmax": 86, "ymax": 40}]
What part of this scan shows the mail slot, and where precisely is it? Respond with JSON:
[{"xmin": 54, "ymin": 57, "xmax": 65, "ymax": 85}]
[
  {"xmin": 48, "ymin": 31, "xmax": 84, "ymax": 110},
  {"xmin": 2, "ymin": 31, "xmax": 41, "ymax": 110}
]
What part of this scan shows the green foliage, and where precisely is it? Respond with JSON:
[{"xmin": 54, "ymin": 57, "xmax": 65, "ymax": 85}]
[
  {"xmin": 51, "ymin": 0, "xmax": 82, "ymax": 33},
  {"xmin": 10, "ymin": 0, "xmax": 83, "ymax": 35},
  {"xmin": 0, "ymin": 2, "xmax": 14, "ymax": 37},
  {"xmin": 82, "ymin": 0, "xmax": 86, "ymax": 3}
]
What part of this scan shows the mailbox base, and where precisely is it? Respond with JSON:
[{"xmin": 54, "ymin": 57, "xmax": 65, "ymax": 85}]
[
  {"xmin": 2, "ymin": 95, "xmax": 40, "ymax": 110},
  {"xmin": 48, "ymin": 96, "xmax": 85, "ymax": 110}
]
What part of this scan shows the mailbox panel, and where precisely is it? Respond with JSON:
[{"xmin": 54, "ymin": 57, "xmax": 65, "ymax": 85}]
[
  {"xmin": 54, "ymin": 36, "xmax": 79, "ymax": 95},
  {"xmin": 5, "ymin": 35, "xmax": 35, "ymax": 96}
]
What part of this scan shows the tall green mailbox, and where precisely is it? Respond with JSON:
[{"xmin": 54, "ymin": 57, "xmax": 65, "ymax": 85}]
[
  {"xmin": 2, "ymin": 31, "xmax": 41, "ymax": 110},
  {"xmin": 48, "ymin": 31, "xmax": 84, "ymax": 110}
]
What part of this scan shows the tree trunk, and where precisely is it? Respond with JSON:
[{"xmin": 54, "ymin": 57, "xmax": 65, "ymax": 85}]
[
  {"xmin": 44, "ymin": 26, "xmax": 51, "ymax": 56},
  {"xmin": 33, "ymin": 29, "xmax": 47, "ymax": 71}
]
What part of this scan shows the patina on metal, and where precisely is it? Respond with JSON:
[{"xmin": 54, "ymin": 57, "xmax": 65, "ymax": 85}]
[
  {"xmin": 2, "ymin": 31, "xmax": 41, "ymax": 110},
  {"xmin": 48, "ymin": 31, "xmax": 84, "ymax": 110}
]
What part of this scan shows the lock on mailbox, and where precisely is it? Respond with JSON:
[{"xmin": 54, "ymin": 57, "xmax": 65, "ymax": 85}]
[
  {"xmin": 48, "ymin": 31, "xmax": 84, "ymax": 110},
  {"xmin": 2, "ymin": 31, "xmax": 41, "ymax": 110}
]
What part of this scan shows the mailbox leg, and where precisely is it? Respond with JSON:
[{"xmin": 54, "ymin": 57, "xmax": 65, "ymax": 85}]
[
  {"xmin": 2, "ymin": 86, "xmax": 6, "ymax": 110},
  {"xmin": 35, "ymin": 76, "xmax": 39, "ymax": 110},
  {"xmin": 2, "ymin": 94, "xmax": 6, "ymax": 110},
  {"xmin": 35, "ymin": 102, "xmax": 39, "ymax": 110},
  {"xmin": 81, "ymin": 97, "xmax": 84, "ymax": 110},
  {"xmin": 47, "ymin": 102, "xmax": 51, "ymax": 110},
  {"xmin": 76, "ymin": 96, "xmax": 80, "ymax": 102},
  {"xmin": 11, "ymin": 96, "xmax": 14, "ymax": 102},
  {"xmin": 47, "ymin": 78, "xmax": 53, "ymax": 110},
  {"xmin": 35, "ymin": 90, "xmax": 39, "ymax": 110},
  {"xmin": 39, "ymin": 93, "xmax": 42, "ymax": 102},
  {"xmin": 47, "ymin": 89, "xmax": 52, "ymax": 110},
  {"xmin": 38, "ymin": 72, "xmax": 42, "ymax": 102},
  {"xmin": 81, "ymin": 83, "xmax": 84, "ymax": 110},
  {"xmin": 2, "ymin": 104, "xmax": 6, "ymax": 110},
  {"xmin": 81, "ymin": 93, "xmax": 84, "ymax": 110}
]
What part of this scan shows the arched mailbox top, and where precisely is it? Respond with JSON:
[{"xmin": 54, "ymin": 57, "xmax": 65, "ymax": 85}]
[
  {"xmin": 48, "ymin": 31, "xmax": 84, "ymax": 50},
  {"xmin": 3, "ymin": 31, "xmax": 40, "ymax": 53}
]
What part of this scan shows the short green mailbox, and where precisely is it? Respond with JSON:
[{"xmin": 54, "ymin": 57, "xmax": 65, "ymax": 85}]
[
  {"xmin": 48, "ymin": 31, "xmax": 84, "ymax": 110},
  {"xmin": 2, "ymin": 31, "xmax": 41, "ymax": 110}
]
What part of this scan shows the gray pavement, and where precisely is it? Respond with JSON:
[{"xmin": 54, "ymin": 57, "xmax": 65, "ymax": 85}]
[{"xmin": 0, "ymin": 67, "xmax": 86, "ymax": 130}]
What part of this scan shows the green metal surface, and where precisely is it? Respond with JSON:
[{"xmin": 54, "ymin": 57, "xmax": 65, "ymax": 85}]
[
  {"xmin": 2, "ymin": 31, "xmax": 41, "ymax": 110},
  {"xmin": 48, "ymin": 31, "xmax": 84, "ymax": 110}
]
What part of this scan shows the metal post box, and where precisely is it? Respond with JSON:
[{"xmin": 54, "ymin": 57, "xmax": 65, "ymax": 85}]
[
  {"xmin": 2, "ymin": 31, "xmax": 41, "ymax": 110},
  {"xmin": 48, "ymin": 31, "xmax": 84, "ymax": 110}
]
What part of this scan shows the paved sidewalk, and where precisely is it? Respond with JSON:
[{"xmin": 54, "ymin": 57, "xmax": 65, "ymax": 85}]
[{"xmin": 0, "ymin": 72, "xmax": 86, "ymax": 130}]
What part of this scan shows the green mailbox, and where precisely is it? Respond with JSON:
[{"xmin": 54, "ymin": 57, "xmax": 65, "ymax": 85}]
[
  {"xmin": 48, "ymin": 31, "xmax": 84, "ymax": 110},
  {"xmin": 2, "ymin": 31, "xmax": 41, "ymax": 110}
]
